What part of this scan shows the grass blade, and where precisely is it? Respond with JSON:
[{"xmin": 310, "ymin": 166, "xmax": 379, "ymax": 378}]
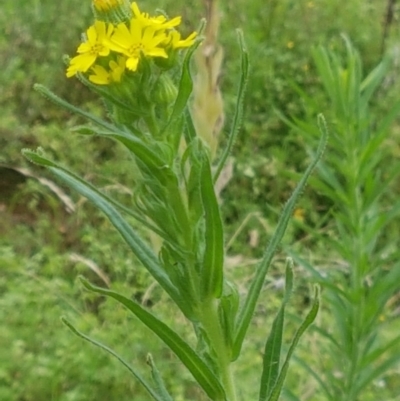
[
  {"xmin": 259, "ymin": 261, "xmax": 293, "ymax": 401},
  {"xmin": 232, "ymin": 115, "xmax": 328, "ymax": 360},
  {"xmin": 146, "ymin": 354, "xmax": 174, "ymax": 401},
  {"xmin": 200, "ymin": 153, "xmax": 224, "ymax": 299},
  {"xmin": 161, "ymin": 32, "xmax": 203, "ymax": 136},
  {"xmin": 214, "ymin": 29, "xmax": 249, "ymax": 183},
  {"xmin": 80, "ymin": 277, "xmax": 226, "ymax": 401},
  {"xmin": 61, "ymin": 317, "xmax": 163, "ymax": 401},
  {"xmin": 21, "ymin": 149, "xmax": 193, "ymax": 318},
  {"xmin": 293, "ymin": 355, "xmax": 336, "ymax": 401},
  {"xmin": 267, "ymin": 287, "xmax": 320, "ymax": 401},
  {"xmin": 34, "ymin": 84, "xmax": 117, "ymax": 132}
]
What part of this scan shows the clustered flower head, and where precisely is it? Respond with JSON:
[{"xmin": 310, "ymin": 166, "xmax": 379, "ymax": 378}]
[{"xmin": 66, "ymin": 1, "xmax": 197, "ymax": 85}]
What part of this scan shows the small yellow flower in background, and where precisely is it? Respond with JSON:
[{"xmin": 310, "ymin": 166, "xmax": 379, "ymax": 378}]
[
  {"xmin": 293, "ymin": 208, "xmax": 305, "ymax": 223},
  {"xmin": 108, "ymin": 20, "xmax": 168, "ymax": 71},
  {"xmin": 89, "ymin": 56, "xmax": 126, "ymax": 85},
  {"xmin": 287, "ymin": 41, "xmax": 295, "ymax": 49},
  {"xmin": 93, "ymin": 0, "xmax": 122, "ymax": 11},
  {"xmin": 66, "ymin": 21, "xmax": 114, "ymax": 77}
]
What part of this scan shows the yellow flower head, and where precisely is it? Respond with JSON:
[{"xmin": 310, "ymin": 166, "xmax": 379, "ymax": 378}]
[
  {"xmin": 89, "ymin": 56, "xmax": 126, "ymax": 85},
  {"xmin": 108, "ymin": 19, "xmax": 168, "ymax": 71},
  {"xmin": 66, "ymin": 20, "xmax": 114, "ymax": 78},
  {"xmin": 93, "ymin": 0, "xmax": 121, "ymax": 11},
  {"xmin": 131, "ymin": 2, "xmax": 181, "ymax": 30}
]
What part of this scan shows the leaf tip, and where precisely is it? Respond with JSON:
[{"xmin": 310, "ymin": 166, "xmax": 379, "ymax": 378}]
[{"xmin": 78, "ymin": 275, "xmax": 92, "ymax": 290}]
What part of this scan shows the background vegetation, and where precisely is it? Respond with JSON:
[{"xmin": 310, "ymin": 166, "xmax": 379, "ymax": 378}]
[{"xmin": 1, "ymin": 0, "xmax": 400, "ymax": 400}]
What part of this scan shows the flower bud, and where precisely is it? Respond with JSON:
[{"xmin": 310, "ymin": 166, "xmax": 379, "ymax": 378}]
[
  {"xmin": 92, "ymin": 0, "xmax": 131, "ymax": 24},
  {"xmin": 153, "ymin": 74, "xmax": 178, "ymax": 107}
]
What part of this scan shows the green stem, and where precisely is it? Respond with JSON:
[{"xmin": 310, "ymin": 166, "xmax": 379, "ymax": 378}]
[
  {"xmin": 144, "ymin": 105, "xmax": 159, "ymax": 136},
  {"xmin": 341, "ymin": 129, "xmax": 368, "ymax": 401},
  {"xmin": 199, "ymin": 299, "xmax": 237, "ymax": 401}
]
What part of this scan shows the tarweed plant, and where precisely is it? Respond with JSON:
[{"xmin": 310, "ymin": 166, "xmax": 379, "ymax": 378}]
[
  {"xmin": 282, "ymin": 38, "xmax": 400, "ymax": 400},
  {"xmin": 23, "ymin": 1, "xmax": 326, "ymax": 400}
]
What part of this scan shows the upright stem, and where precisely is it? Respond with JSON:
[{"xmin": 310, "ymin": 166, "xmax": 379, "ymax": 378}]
[
  {"xmin": 144, "ymin": 105, "xmax": 159, "ymax": 136},
  {"xmin": 341, "ymin": 126, "xmax": 367, "ymax": 401},
  {"xmin": 199, "ymin": 299, "xmax": 237, "ymax": 401}
]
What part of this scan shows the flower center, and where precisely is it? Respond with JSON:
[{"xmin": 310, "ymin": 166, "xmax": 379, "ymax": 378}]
[
  {"xmin": 91, "ymin": 43, "xmax": 106, "ymax": 55},
  {"xmin": 127, "ymin": 43, "xmax": 144, "ymax": 57}
]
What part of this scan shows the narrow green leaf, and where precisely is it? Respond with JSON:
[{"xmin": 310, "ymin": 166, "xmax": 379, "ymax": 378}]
[
  {"xmin": 22, "ymin": 149, "xmax": 192, "ymax": 318},
  {"xmin": 34, "ymin": 84, "xmax": 117, "ymax": 131},
  {"xmin": 77, "ymin": 127, "xmax": 172, "ymax": 186},
  {"xmin": 259, "ymin": 307, "xmax": 284, "ymax": 401},
  {"xmin": 69, "ymin": 125, "xmax": 97, "ymax": 136},
  {"xmin": 80, "ymin": 277, "xmax": 226, "ymax": 401},
  {"xmin": 360, "ymin": 57, "xmax": 388, "ymax": 106},
  {"xmin": 267, "ymin": 287, "xmax": 320, "ymax": 401},
  {"xmin": 22, "ymin": 147, "xmax": 54, "ymax": 167},
  {"xmin": 200, "ymin": 153, "xmax": 224, "ymax": 299},
  {"xmin": 146, "ymin": 354, "xmax": 174, "ymax": 401},
  {"xmin": 61, "ymin": 317, "xmax": 163, "ymax": 401},
  {"xmin": 259, "ymin": 261, "xmax": 293, "ymax": 401},
  {"xmin": 355, "ymin": 352, "xmax": 400, "ymax": 395},
  {"xmin": 281, "ymin": 388, "xmax": 301, "ymax": 401},
  {"xmin": 214, "ymin": 29, "xmax": 249, "ymax": 183},
  {"xmin": 375, "ymin": 98, "xmax": 400, "ymax": 138},
  {"xmin": 218, "ymin": 281, "xmax": 240, "ymax": 350},
  {"xmin": 311, "ymin": 47, "xmax": 336, "ymax": 107},
  {"xmin": 283, "ymin": 258, "xmax": 294, "ymax": 303},
  {"xmin": 162, "ymin": 34, "xmax": 203, "ymax": 136},
  {"xmin": 76, "ymin": 72, "xmax": 140, "ymax": 114},
  {"xmin": 232, "ymin": 116, "xmax": 328, "ymax": 360},
  {"xmin": 184, "ymin": 108, "xmax": 198, "ymax": 145},
  {"xmin": 360, "ymin": 334, "xmax": 400, "ymax": 369},
  {"xmin": 292, "ymin": 355, "xmax": 336, "ymax": 401}
]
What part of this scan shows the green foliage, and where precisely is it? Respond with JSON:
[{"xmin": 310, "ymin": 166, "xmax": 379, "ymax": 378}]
[
  {"xmin": 0, "ymin": 246, "xmax": 177, "ymax": 401},
  {"xmin": 21, "ymin": 14, "xmax": 322, "ymax": 398},
  {"xmin": 0, "ymin": 0, "xmax": 94, "ymax": 122},
  {"xmin": 284, "ymin": 38, "xmax": 400, "ymax": 401}
]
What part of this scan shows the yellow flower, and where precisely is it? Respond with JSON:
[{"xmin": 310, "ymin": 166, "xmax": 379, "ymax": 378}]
[
  {"xmin": 66, "ymin": 21, "xmax": 114, "ymax": 78},
  {"xmin": 167, "ymin": 30, "xmax": 197, "ymax": 49},
  {"xmin": 93, "ymin": 0, "xmax": 121, "ymax": 11},
  {"xmin": 293, "ymin": 208, "xmax": 305, "ymax": 223},
  {"xmin": 131, "ymin": 2, "xmax": 181, "ymax": 30},
  {"xmin": 89, "ymin": 56, "xmax": 126, "ymax": 85},
  {"xmin": 108, "ymin": 19, "xmax": 168, "ymax": 71},
  {"xmin": 89, "ymin": 65, "xmax": 110, "ymax": 84},
  {"xmin": 287, "ymin": 41, "xmax": 295, "ymax": 49}
]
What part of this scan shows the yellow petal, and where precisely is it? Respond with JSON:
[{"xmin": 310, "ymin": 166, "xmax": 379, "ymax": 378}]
[
  {"xmin": 86, "ymin": 25, "xmax": 97, "ymax": 44},
  {"xmin": 126, "ymin": 57, "xmax": 139, "ymax": 71},
  {"xmin": 77, "ymin": 42, "xmax": 92, "ymax": 54},
  {"xmin": 112, "ymin": 23, "xmax": 133, "ymax": 49},
  {"xmin": 95, "ymin": 21, "xmax": 106, "ymax": 39},
  {"xmin": 69, "ymin": 53, "xmax": 97, "ymax": 72},
  {"xmin": 146, "ymin": 47, "xmax": 168, "ymax": 58},
  {"xmin": 163, "ymin": 16, "xmax": 181, "ymax": 29},
  {"xmin": 129, "ymin": 19, "xmax": 143, "ymax": 42},
  {"xmin": 131, "ymin": 2, "xmax": 141, "ymax": 17},
  {"xmin": 89, "ymin": 65, "xmax": 111, "ymax": 85}
]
